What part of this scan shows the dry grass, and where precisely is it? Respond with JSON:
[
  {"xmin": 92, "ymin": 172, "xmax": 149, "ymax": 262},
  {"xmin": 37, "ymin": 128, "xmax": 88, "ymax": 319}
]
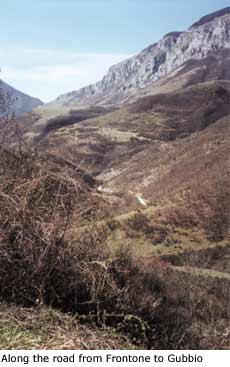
[{"xmin": 0, "ymin": 304, "xmax": 133, "ymax": 349}]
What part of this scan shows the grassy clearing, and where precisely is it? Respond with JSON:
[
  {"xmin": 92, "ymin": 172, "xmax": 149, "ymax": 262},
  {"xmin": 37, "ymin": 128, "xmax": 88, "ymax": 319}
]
[
  {"xmin": 52, "ymin": 118, "xmax": 147, "ymax": 143},
  {"xmin": 173, "ymin": 266, "xmax": 230, "ymax": 280},
  {"xmin": 98, "ymin": 127, "xmax": 144, "ymax": 143},
  {"xmin": 106, "ymin": 224, "xmax": 230, "ymax": 258},
  {"xmin": 69, "ymin": 198, "xmax": 230, "ymax": 259}
]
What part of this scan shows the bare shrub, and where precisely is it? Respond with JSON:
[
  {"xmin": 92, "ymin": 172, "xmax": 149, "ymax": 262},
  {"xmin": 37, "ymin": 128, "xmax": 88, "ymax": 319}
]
[
  {"xmin": 156, "ymin": 169, "xmax": 230, "ymax": 242},
  {"xmin": 127, "ymin": 212, "xmax": 169, "ymax": 244},
  {"xmin": 200, "ymin": 176, "xmax": 230, "ymax": 241},
  {"xmin": 0, "ymin": 149, "xmax": 81, "ymax": 306}
]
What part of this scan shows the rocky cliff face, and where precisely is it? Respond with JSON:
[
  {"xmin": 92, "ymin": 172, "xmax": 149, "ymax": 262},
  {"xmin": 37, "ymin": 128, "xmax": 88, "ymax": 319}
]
[
  {"xmin": 0, "ymin": 80, "xmax": 43, "ymax": 115},
  {"xmin": 56, "ymin": 7, "xmax": 230, "ymax": 107}
]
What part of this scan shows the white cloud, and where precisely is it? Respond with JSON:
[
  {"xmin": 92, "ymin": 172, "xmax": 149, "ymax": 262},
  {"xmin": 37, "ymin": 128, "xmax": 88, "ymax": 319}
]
[{"xmin": 1, "ymin": 49, "xmax": 132, "ymax": 102}]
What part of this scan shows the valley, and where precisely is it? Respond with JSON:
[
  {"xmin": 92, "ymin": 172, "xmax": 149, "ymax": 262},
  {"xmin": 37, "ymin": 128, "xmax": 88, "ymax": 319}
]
[{"xmin": 0, "ymin": 6, "xmax": 230, "ymax": 349}]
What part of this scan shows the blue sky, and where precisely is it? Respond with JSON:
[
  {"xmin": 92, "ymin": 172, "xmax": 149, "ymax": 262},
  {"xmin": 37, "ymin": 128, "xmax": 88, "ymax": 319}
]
[{"xmin": 0, "ymin": 0, "xmax": 229, "ymax": 101}]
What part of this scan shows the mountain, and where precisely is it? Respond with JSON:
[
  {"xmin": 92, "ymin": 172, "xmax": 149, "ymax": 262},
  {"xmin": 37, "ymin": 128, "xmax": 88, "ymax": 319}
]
[
  {"xmin": 29, "ymin": 7, "xmax": 230, "ymax": 140},
  {"xmin": 0, "ymin": 79, "xmax": 43, "ymax": 115},
  {"xmin": 52, "ymin": 7, "xmax": 230, "ymax": 108},
  {"xmin": 29, "ymin": 8, "xmax": 230, "ymax": 223}
]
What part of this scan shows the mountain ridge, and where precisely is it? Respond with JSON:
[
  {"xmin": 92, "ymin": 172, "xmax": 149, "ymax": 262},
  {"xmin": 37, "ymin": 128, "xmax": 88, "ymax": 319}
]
[
  {"xmin": 191, "ymin": 6, "xmax": 230, "ymax": 27},
  {"xmin": 49, "ymin": 7, "xmax": 230, "ymax": 108}
]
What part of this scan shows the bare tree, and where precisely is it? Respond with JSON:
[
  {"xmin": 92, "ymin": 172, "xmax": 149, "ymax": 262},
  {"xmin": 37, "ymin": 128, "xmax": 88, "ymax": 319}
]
[{"xmin": 0, "ymin": 75, "xmax": 26, "ymax": 156}]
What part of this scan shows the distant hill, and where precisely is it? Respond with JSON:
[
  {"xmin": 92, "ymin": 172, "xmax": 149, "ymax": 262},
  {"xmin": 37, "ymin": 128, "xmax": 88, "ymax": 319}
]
[{"xmin": 0, "ymin": 79, "xmax": 43, "ymax": 115}]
